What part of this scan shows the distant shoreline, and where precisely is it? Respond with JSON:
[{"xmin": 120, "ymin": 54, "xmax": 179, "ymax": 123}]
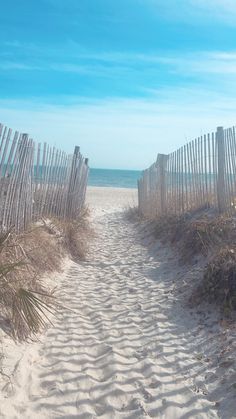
[
  {"xmin": 88, "ymin": 167, "xmax": 141, "ymax": 189},
  {"xmin": 87, "ymin": 185, "xmax": 137, "ymax": 191},
  {"xmin": 88, "ymin": 183, "xmax": 138, "ymax": 189}
]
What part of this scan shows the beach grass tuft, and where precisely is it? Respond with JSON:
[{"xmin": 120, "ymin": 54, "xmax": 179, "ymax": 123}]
[{"xmin": 123, "ymin": 205, "xmax": 141, "ymax": 222}]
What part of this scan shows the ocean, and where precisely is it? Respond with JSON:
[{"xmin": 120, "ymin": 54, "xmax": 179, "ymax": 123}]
[{"xmin": 88, "ymin": 168, "xmax": 141, "ymax": 189}]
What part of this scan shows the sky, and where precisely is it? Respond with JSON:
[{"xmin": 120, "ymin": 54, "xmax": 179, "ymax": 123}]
[{"xmin": 1, "ymin": 1, "xmax": 236, "ymax": 169}]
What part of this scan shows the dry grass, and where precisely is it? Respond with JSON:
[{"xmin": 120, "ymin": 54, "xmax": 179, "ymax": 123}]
[
  {"xmin": 0, "ymin": 227, "xmax": 60, "ymax": 340},
  {"xmin": 191, "ymin": 246, "xmax": 236, "ymax": 316},
  {"xmin": 62, "ymin": 207, "xmax": 93, "ymax": 260},
  {"xmin": 140, "ymin": 208, "xmax": 236, "ymax": 315},
  {"xmin": 123, "ymin": 205, "xmax": 141, "ymax": 222},
  {"xmin": 153, "ymin": 212, "xmax": 234, "ymax": 262},
  {"xmin": 0, "ymin": 207, "xmax": 92, "ymax": 340},
  {"xmin": 49, "ymin": 206, "xmax": 93, "ymax": 261}
]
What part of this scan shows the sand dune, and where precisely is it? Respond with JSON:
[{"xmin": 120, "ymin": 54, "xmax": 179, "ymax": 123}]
[{"xmin": 0, "ymin": 187, "xmax": 233, "ymax": 418}]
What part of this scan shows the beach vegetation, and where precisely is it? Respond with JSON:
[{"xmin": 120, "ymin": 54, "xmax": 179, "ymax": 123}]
[
  {"xmin": 124, "ymin": 205, "xmax": 141, "ymax": 222},
  {"xmin": 0, "ymin": 208, "xmax": 91, "ymax": 340},
  {"xmin": 132, "ymin": 207, "xmax": 236, "ymax": 315}
]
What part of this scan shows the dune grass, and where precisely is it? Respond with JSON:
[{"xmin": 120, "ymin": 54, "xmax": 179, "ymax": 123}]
[
  {"xmin": 0, "ymin": 208, "xmax": 91, "ymax": 340},
  {"xmin": 128, "ymin": 205, "xmax": 236, "ymax": 315}
]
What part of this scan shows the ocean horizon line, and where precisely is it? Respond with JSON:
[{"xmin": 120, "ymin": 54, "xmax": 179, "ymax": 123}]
[
  {"xmin": 90, "ymin": 167, "xmax": 142, "ymax": 172},
  {"xmin": 88, "ymin": 167, "xmax": 141, "ymax": 189}
]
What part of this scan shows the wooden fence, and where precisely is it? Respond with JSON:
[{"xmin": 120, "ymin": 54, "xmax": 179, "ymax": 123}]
[
  {"xmin": 138, "ymin": 126, "xmax": 236, "ymax": 218},
  {"xmin": 0, "ymin": 122, "xmax": 89, "ymax": 232}
]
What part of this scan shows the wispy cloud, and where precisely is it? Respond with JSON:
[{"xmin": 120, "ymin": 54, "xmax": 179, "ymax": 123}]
[
  {"xmin": 157, "ymin": 51, "xmax": 236, "ymax": 76},
  {"xmin": 145, "ymin": 0, "xmax": 236, "ymax": 24},
  {"xmin": 1, "ymin": 46, "xmax": 236, "ymax": 115},
  {"xmin": 0, "ymin": 62, "xmax": 41, "ymax": 71},
  {"xmin": 1, "ymin": 47, "xmax": 236, "ymax": 84}
]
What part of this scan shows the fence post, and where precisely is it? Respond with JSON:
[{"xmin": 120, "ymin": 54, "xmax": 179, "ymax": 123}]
[
  {"xmin": 66, "ymin": 146, "xmax": 80, "ymax": 218},
  {"xmin": 137, "ymin": 179, "xmax": 141, "ymax": 213},
  {"xmin": 156, "ymin": 153, "xmax": 168, "ymax": 215},
  {"xmin": 216, "ymin": 126, "xmax": 226, "ymax": 213}
]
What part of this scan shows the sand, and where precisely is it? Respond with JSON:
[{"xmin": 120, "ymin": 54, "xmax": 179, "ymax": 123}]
[{"xmin": 0, "ymin": 186, "xmax": 235, "ymax": 418}]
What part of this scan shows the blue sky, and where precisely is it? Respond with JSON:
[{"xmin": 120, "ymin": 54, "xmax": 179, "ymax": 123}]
[{"xmin": 1, "ymin": 0, "xmax": 236, "ymax": 169}]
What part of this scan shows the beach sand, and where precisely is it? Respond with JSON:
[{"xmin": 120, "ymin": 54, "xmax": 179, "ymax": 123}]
[
  {"xmin": 0, "ymin": 186, "xmax": 235, "ymax": 418},
  {"xmin": 86, "ymin": 186, "xmax": 138, "ymax": 213}
]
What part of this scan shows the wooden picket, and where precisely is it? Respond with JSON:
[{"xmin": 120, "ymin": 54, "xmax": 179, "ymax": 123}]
[
  {"xmin": 138, "ymin": 125, "xmax": 236, "ymax": 218},
  {"xmin": 0, "ymin": 122, "xmax": 89, "ymax": 233}
]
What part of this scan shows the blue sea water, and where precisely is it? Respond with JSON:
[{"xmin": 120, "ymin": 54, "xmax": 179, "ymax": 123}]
[{"xmin": 88, "ymin": 168, "xmax": 141, "ymax": 189}]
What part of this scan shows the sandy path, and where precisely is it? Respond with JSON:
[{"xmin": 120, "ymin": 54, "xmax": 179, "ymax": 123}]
[{"xmin": 0, "ymin": 188, "xmax": 220, "ymax": 418}]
